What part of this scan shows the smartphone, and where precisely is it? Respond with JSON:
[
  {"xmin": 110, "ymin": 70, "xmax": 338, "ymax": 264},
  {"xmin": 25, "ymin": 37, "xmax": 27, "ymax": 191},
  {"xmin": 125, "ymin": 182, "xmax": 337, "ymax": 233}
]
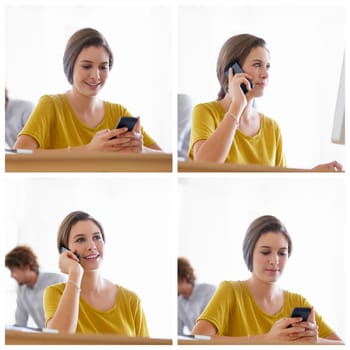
[
  {"xmin": 287, "ymin": 307, "xmax": 311, "ymax": 327},
  {"xmin": 115, "ymin": 116, "xmax": 138, "ymax": 131},
  {"xmin": 59, "ymin": 245, "xmax": 80, "ymax": 262},
  {"xmin": 224, "ymin": 61, "xmax": 253, "ymax": 94}
]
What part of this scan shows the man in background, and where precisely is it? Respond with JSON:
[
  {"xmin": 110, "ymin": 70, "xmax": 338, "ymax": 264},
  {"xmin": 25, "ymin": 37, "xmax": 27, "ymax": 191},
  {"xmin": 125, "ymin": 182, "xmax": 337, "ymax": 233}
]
[
  {"xmin": 5, "ymin": 245, "xmax": 66, "ymax": 328},
  {"xmin": 5, "ymin": 87, "xmax": 34, "ymax": 148},
  {"xmin": 178, "ymin": 257, "xmax": 216, "ymax": 335}
]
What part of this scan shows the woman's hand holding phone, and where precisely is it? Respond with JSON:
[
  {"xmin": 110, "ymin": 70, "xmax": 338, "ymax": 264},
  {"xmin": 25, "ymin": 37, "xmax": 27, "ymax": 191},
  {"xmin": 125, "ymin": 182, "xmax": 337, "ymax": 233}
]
[
  {"xmin": 227, "ymin": 68, "xmax": 253, "ymax": 117},
  {"xmin": 59, "ymin": 246, "xmax": 83, "ymax": 277},
  {"xmin": 288, "ymin": 307, "xmax": 318, "ymax": 343},
  {"xmin": 264, "ymin": 308, "xmax": 318, "ymax": 344},
  {"xmin": 114, "ymin": 116, "xmax": 144, "ymax": 153},
  {"xmin": 86, "ymin": 117, "xmax": 143, "ymax": 153}
]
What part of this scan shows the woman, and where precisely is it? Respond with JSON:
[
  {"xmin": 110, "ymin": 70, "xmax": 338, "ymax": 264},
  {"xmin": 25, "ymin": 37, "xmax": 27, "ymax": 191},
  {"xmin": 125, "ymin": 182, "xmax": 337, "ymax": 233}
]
[
  {"xmin": 43, "ymin": 211, "xmax": 149, "ymax": 335},
  {"xmin": 14, "ymin": 28, "xmax": 162, "ymax": 153},
  {"xmin": 188, "ymin": 33, "xmax": 341, "ymax": 171},
  {"xmin": 192, "ymin": 215, "xmax": 343, "ymax": 344}
]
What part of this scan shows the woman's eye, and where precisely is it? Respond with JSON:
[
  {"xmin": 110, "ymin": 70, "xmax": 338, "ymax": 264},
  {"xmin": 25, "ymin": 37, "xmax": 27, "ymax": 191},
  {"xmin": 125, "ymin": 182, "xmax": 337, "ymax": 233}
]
[
  {"xmin": 261, "ymin": 251, "xmax": 270, "ymax": 255},
  {"xmin": 82, "ymin": 65, "xmax": 91, "ymax": 69}
]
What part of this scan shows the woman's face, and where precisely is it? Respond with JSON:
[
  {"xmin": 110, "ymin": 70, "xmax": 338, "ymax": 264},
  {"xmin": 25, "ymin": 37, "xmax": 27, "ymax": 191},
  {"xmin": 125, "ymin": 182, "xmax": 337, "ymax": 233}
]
[
  {"xmin": 251, "ymin": 231, "xmax": 289, "ymax": 283},
  {"xmin": 72, "ymin": 46, "xmax": 110, "ymax": 97},
  {"xmin": 242, "ymin": 46, "xmax": 270, "ymax": 97},
  {"xmin": 68, "ymin": 219, "xmax": 104, "ymax": 270}
]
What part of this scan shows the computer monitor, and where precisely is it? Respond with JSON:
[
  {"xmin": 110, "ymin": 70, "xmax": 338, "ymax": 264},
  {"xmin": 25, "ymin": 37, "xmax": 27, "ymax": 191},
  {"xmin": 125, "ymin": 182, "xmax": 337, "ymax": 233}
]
[{"xmin": 331, "ymin": 53, "xmax": 345, "ymax": 145}]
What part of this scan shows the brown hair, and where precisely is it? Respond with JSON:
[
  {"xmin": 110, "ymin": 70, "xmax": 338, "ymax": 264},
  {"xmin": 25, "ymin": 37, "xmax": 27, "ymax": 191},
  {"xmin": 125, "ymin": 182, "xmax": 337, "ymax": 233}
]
[
  {"xmin": 178, "ymin": 257, "xmax": 196, "ymax": 285},
  {"xmin": 216, "ymin": 33, "xmax": 267, "ymax": 100},
  {"xmin": 5, "ymin": 245, "xmax": 40, "ymax": 273},
  {"xmin": 57, "ymin": 211, "xmax": 105, "ymax": 252},
  {"xmin": 242, "ymin": 215, "xmax": 292, "ymax": 272},
  {"xmin": 63, "ymin": 28, "xmax": 114, "ymax": 84}
]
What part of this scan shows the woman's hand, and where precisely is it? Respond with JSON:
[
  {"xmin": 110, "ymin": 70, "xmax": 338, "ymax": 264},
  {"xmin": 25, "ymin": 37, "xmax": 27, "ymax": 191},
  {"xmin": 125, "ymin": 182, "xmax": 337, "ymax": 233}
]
[
  {"xmin": 289, "ymin": 307, "xmax": 318, "ymax": 344},
  {"xmin": 312, "ymin": 160, "xmax": 343, "ymax": 172},
  {"xmin": 264, "ymin": 316, "xmax": 316, "ymax": 344},
  {"xmin": 86, "ymin": 117, "xmax": 143, "ymax": 153},
  {"xmin": 114, "ymin": 117, "xmax": 144, "ymax": 153},
  {"xmin": 59, "ymin": 249, "xmax": 83, "ymax": 277},
  {"xmin": 227, "ymin": 67, "xmax": 252, "ymax": 116}
]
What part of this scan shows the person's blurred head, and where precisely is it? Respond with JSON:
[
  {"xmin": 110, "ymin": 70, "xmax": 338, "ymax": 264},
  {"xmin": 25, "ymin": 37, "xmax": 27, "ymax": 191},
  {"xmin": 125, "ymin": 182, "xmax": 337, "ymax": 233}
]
[
  {"xmin": 178, "ymin": 257, "xmax": 196, "ymax": 298},
  {"xmin": 5, "ymin": 245, "xmax": 40, "ymax": 286}
]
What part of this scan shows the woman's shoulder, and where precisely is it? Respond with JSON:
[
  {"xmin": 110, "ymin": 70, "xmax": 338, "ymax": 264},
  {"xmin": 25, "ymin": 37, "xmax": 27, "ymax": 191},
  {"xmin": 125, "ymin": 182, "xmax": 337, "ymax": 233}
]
[
  {"xmin": 194, "ymin": 100, "xmax": 222, "ymax": 111},
  {"xmin": 104, "ymin": 101, "xmax": 130, "ymax": 114},
  {"xmin": 218, "ymin": 280, "xmax": 245, "ymax": 291},
  {"xmin": 260, "ymin": 113, "xmax": 280, "ymax": 126},
  {"xmin": 44, "ymin": 282, "xmax": 66, "ymax": 293},
  {"xmin": 117, "ymin": 285, "xmax": 141, "ymax": 301},
  {"xmin": 283, "ymin": 289, "xmax": 309, "ymax": 304},
  {"xmin": 36, "ymin": 94, "xmax": 66, "ymax": 106}
]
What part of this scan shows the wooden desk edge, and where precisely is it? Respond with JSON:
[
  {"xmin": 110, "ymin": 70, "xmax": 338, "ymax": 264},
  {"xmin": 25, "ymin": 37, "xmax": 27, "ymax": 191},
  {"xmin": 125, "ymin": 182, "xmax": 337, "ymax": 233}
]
[
  {"xmin": 5, "ymin": 152, "xmax": 173, "ymax": 173},
  {"xmin": 5, "ymin": 330, "xmax": 172, "ymax": 345},
  {"xmin": 178, "ymin": 160, "xmax": 344, "ymax": 173}
]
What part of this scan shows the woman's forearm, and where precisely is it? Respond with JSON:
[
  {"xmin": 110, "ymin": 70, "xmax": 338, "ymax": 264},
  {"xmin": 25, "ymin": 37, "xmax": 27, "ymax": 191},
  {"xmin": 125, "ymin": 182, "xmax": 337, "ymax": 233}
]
[
  {"xmin": 194, "ymin": 112, "xmax": 240, "ymax": 163},
  {"xmin": 47, "ymin": 281, "xmax": 81, "ymax": 333}
]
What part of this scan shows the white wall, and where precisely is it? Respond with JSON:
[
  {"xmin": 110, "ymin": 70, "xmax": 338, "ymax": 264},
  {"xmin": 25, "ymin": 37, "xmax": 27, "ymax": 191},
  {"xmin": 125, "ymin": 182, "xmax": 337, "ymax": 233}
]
[
  {"xmin": 178, "ymin": 175, "xmax": 346, "ymax": 340},
  {"xmin": 4, "ymin": 177, "xmax": 173, "ymax": 338},
  {"xmin": 5, "ymin": 4, "xmax": 172, "ymax": 152},
  {"xmin": 178, "ymin": 4, "xmax": 345, "ymax": 168}
]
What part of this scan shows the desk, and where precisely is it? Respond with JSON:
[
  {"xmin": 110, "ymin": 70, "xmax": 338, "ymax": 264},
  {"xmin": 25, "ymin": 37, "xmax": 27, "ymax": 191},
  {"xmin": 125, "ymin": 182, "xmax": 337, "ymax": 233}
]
[
  {"xmin": 178, "ymin": 160, "xmax": 329, "ymax": 172},
  {"xmin": 5, "ymin": 151, "xmax": 172, "ymax": 172},
  {"xmin": 5, "ymin": 330, "xmax": 172, "ymax": 345}
]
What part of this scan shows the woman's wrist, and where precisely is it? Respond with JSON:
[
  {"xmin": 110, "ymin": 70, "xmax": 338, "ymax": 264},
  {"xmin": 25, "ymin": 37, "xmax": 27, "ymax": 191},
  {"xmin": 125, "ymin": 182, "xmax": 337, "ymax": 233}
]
[{"xmin": 225, "ymin": 111, "xmax": 240, "ymax": 128}]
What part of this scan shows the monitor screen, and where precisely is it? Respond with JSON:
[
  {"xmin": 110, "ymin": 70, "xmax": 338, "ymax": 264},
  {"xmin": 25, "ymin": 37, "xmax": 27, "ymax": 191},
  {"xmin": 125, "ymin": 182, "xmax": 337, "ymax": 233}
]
[{"xmin": 331, "ymin": 53, "xmax": 345, "ymax": 145}]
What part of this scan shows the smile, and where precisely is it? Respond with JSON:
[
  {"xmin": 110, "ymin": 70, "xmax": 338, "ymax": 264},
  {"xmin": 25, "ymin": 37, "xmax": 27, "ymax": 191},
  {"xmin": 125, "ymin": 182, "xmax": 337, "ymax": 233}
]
[{"xmin": 84, "ymin": 254, "xmax": 100, "ymax": 260}]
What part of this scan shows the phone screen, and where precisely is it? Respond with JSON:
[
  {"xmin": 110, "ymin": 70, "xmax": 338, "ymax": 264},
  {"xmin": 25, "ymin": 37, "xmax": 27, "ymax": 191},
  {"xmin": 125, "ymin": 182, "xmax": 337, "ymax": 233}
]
[{"xmin": 115, "ymin": 116, "xmax": 138, "ymax": 131}]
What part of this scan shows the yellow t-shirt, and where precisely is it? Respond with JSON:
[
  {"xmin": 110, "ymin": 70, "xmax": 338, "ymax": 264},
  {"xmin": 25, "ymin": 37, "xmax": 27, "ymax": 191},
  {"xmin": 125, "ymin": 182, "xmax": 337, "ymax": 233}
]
[
  {"xmin": 189, "ymin": 101, "xmax": 286, "ymax": 166},
  {"xmin": 19, "ymin": 94, "xmax": 156, "ymax": 149},
  {"xmin": 44, "ymin": 283, "xmax": 149, "ymax": 336},
  {"xmin": 198, "ymin": 280, "xmax": 334, "ymax": 338}
]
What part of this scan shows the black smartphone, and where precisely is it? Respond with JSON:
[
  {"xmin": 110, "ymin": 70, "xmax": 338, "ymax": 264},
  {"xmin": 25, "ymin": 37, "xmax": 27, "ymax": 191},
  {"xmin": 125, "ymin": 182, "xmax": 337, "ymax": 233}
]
[
  {"xmin": 224, "ymin": 61, "xmax": 253, "ymax": 94},
  {"xmin": 287, "ymin": 307, "xmax": 311, "ymax": 327},
  {"xmin": 59, "ymin": 245, "xmax": 80, "ymax": 262},
  {"xmin": 115, "ymin": 116, "xmax": 138, "ymax": 131}
]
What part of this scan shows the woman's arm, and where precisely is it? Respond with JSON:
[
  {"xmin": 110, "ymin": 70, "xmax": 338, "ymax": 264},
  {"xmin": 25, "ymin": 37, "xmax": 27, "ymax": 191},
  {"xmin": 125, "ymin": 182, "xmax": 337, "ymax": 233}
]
[
  {"xmin": 193, "ymin": 68, "xmax": 250, "ymax": 163},
  {"xmin": 46, "ymin": 251, "xmax": 83, "ymax": 333},
  {"xmin": 192, "ymin": 317, "xmax": 332, "ymax": 345}
]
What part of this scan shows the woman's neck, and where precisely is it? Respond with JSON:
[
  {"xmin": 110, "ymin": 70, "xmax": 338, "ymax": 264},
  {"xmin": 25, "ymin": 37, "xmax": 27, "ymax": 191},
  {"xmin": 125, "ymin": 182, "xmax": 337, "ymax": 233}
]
[
  {"xmin": 66, "ymin": 89, "xmax": 100, "ymax": 113},
  {"xmin": 245, "ymin": 276, "xmax": 281, "ymax": 302},
  {"xmin": 80, "ymin": 270, "xmax": 105, "ymax": 294},
  {"xmin": 65, "ymin": 89, "xmax": 104, "ymax": 127}
]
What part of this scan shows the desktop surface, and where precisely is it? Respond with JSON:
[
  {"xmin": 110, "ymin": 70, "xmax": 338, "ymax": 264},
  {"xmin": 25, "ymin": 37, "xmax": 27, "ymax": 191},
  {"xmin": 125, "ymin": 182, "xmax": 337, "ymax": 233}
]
[
  {"xmin": 5, "ymin": 151, "xmax": 172, "ymax": 172},
  {"xmin": 5, "ymin": 329, "xmax": 172, "ymax": 345}
]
